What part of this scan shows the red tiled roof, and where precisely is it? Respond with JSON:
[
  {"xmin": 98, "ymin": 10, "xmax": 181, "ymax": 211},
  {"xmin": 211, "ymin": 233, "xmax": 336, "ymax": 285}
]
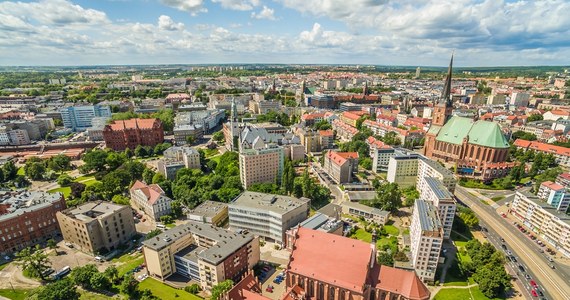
[
  {"xmin": 107, "ymin": 118, "xmax": 161, "ymax": 131},
  {"xmin": 375, "ymin": 266, "xmax": 430, "ymax": 300},
  {"xmin": 130, "ymin": 180, "xmax": 165, "ymax": 205},
  {"xmin": 342, "ymin": 111, "xmax": 362, "ymax": 121},
  {"xmin": 287, "ymin": 227, "xmax": 372, "ymax": 293},
  {"xmin": 337, "ymin": 152, "xmax": 359, "ymax": 159},
  {"xmin": 558, "ymin": 173, "xmax": 570, "ymax": 181},
  {"xmin": 366, "ymin": 136, "xmax": 392, "ymax": 150},
  {"xmin": 513, "ymin": 139, "xmax": 570, "ymax": 157},
  {"xmin": 301, "ymin": 113, "xmax": 325, "ymax": 121},
  {"xmin": 226, "ymin": 272, "xmax": 268, "ymax": 300},
  {"xmin": 318, "ymin": 130, "xmax": 334, "ymax": 137},
  {"xmin": 541, "ymin": 181, "xmax": 565, "ymax": 191}
]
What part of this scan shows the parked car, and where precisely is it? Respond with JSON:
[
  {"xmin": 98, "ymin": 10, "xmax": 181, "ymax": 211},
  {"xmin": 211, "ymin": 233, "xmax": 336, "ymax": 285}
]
[
  {"xmin": 518, "ymin": 265, "xmax": 526, "ymax": 273},
  {"xmin": 525, "ymin": 274, "xmax": 531, "ymax": 280},
  {"xmin": 531, "ymin": 290, "xmax": 538, "ymax": 297},
  {"xmin": 510, "ymin": 256, "xmax": 517, "ymax": 262},
  {"xmin": 530, "ymin": 280, "xmax": 537, "ymax": 288}
]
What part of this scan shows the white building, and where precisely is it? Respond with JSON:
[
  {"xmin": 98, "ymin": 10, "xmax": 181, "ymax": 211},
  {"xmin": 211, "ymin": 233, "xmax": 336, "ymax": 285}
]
[
  {"xmin": 419, "ymin": 177, "xmax": 456, "ymax": 240},
  {"xmin": 410, "ymin": 199, "xmax": 443, "ymax": 283},
  {"xmin": 8, "ymin": 129, "xmax": 30, "ymax": 145},
  {"xmin": 417, "ymin": 158, "xmax": 457, "ymax": 193},
  {"xmin": 228, "ymin": 191, "xmax": 310, "ymax": 244},
  {"xmin": 0, "ymin": 127, "xmax": 10, "ymax": 145},
  {"xmin": 387, "ymin": 151, "xmax": 420, "ymax": 188},
  {"xmin": 509, "ymin": 92, "xmax": 530, "ymax": 107},
  {"xmin": 510, "ymin": 191, "xmax": 570, "ymax": 258},
  {"xmin": 129, "ymin": 180, "xmax": 173, "ymax": 221},
  {"xmin": 537, "ymin": 181, "xmax": 570, "ymax": 213},
  {"xmin": 367, "ymin": 137, "xmax": 395, "ymax": 173}
]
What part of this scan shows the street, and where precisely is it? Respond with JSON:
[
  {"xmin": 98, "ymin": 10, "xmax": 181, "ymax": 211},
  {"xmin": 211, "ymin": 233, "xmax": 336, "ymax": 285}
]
[{"xmin": 456, "ymin": 186, "xmax": 570, "ymax": 300}]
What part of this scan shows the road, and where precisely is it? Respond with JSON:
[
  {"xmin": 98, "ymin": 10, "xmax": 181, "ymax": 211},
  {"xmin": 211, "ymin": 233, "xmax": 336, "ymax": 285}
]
[{"xmin": 456, "ymin": 186, "xmax": 570, "ymax": 300}]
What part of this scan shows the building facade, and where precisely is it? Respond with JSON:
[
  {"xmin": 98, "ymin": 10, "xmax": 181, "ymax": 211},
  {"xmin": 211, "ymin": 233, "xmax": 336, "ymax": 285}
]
[
  {"xmin": 0, "ymin": 192, "xmax": 66, "ymax": 255},
  {"xmin": 341, "ymin": 201, "xmax": 389, "ymax": 225},
  {"xmin": 60, "ymin": 105, "xmax": 111, "ymax": 132},
  {"xmin": 103, "ymin": 118, "xmax": 164, "ymax": 151},
  {"xmin": 229, "ymin": 191, "xmax": 310, "ymax": 244},
  {"xmin": 187, "ymin": 201, "xmax": 228, "ymax": 227},
  {"xmin": 419, "ymin": 177, "xmax": 456, "ymax": 240},
  {"xmin": 410, "ymin": 199, "xmax": 443, "ymax": 283},
  {"xmin": 56, "ymin": 201, "xmax": 136, "ymax": 254},
  {"xmin": 538, "ymin": 181, "xmax": 570, "ymax": 213},
  {"xmin": 239, "ymin": 145, "xmax": 284, "ymax": 189},
  {"xmin": 158, "ymin": 146, "xmax": 201, "ymax": 180},
  {"xmin": 142, "ymin": 222, "xmax": 260, "ymax": 291},
  {"xmin": 387, "ymin": 151, "xmax": 420, "ymax": 188},
  {"xmin": 367, "ymin": 137, "xmax": 395, "ymax": 173},
  {"xmin": 417, "ymin": 157, "xmax": 457, "ymax": 193},
  {"xmin": 323, "ymin": 151, "xmax": 359, "ymax": 184},
  {"xmin": 129, "ymin": 181, "xmax": 173, "ymax": 221}
]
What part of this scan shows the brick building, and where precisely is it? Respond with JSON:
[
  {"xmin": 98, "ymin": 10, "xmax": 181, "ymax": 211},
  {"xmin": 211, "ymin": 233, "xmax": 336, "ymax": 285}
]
[
  {"xmin": 0, "ymin": 191, "xmax": 66, "ymax": 255},
  {"xmin": 103, "ymin": 118, "xmax": 164, "ymax": 151}
]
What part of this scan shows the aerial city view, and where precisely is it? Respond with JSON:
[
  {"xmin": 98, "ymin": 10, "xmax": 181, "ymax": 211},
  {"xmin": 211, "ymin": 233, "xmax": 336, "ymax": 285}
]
[{"xmin": 1, "ymin": 1, "xmax": 570, "ymax": 300}]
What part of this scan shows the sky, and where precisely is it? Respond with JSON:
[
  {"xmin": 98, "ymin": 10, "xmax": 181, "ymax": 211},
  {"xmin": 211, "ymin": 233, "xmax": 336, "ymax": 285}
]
[{"xmin": 1, "ymin": 0, "xmax": 570, "ymax": 67}]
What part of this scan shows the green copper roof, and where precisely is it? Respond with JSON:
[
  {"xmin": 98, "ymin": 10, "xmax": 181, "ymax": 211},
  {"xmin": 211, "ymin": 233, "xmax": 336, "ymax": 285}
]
[
  {"xmin": 427, "ymin": 124, "xmax": 442, "ymax": 135},
  {"xmin": 435, "ymin": 116, "xmax": 509, "ymax": 148}
]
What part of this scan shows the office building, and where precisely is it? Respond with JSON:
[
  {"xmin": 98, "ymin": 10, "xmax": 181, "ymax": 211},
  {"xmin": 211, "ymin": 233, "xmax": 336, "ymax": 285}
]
[
  {"xmin": 239, "ymin": 143, "xmax": 284, "ymax": 189},
  {"xmin": 419, "ymin": 177, "xmax": 456, "ymax": 239},
  {"xmin": 286, "ymin": 228, "xmax": 430, "ymax": 300},
  {"xmin": 341, "ymin": 201, "xmax": 389, "ymax": 225},
  {"xmin": 229, "ymin": 191, "xmax": 310, "ymax": 244},
  {"xmin": 387, "ymin": 151, "xmax": 420, "ymax": 188},
  {"xmin": 129, "ymin": 181, "xmax": 173, "ymax": 222},
  {"xmin": 0, "ymin": 191, "xmax": 66, "ymax": 256},
  {"xmin": 56, "ymin": 201, "xmax": 136, "ymax": 254},
  {"xmin": 510, "ymin": 191, "xmax": 570, "ymax": 258},
  {"xmin": 157, "ymin": 146, "xmax": 201, "ymax": 180},
  {"xmin": 103, "ymin": 118, "xmax": 164, "ymax": 151},
  {"xmin": 509, "ymin": 92, "xmax": 530, "ymax": 107},
  {"xmin": 60, "ymin": 105, "xmax": 111, "ymax": 132},
  {"xmin": 142, "ymin": 222, "xmax": 260, "ymax": 290},
  {"xmin": 323, "ymin": 151, "xmax": 359, "ymax": 184},
  {"xmin": 410, "ymin": 199, "xmax": 443, "ymax": 283},
  {"xmin": 417, "ymin": 157, "xmax": 457, "ymax": 194},
  {"xmin": 187, "ymin": 201, "xmax": 228, "ymax": 227}
]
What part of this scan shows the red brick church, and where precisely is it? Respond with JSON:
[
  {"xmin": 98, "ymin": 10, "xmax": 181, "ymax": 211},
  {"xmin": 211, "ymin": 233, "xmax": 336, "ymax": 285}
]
[{"xmin": 423, "ymin": 56, "xmax": 514, "ymax": 181}]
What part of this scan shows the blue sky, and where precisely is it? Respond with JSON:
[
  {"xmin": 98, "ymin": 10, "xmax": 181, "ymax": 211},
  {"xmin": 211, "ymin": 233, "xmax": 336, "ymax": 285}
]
[{"xmin": 1, "ymin": 0, "xmax": 570, "ymax": 66}]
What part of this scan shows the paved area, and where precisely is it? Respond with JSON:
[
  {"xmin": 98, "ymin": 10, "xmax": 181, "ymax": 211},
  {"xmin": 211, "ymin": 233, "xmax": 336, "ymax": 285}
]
[
  {"xmin": 456, "ymin": 186, "xmax": 570, "ymax": 300},
  {"xmin": 260, "ymin": 243, "xmax": 290, "ymax": 266}
]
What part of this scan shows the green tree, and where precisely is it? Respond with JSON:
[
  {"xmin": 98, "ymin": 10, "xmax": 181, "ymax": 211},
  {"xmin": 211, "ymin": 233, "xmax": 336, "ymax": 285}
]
[
  {"xmin": 82, "ymin": 149, "xmax": 109, "ymax": 172},
  {"xmin": 355, "ymin": 115, "xmax": 369, "ymax": 130},
  {"xmin": 281, "ymin": 160, "xmax": 295, "ymax": 194},
  {"xmin": 90, "ymin": 272, "xmax": 111, "ymax": 291},
  {"xmin": 134, "ymin": 145, "xmax": 148, "ymax": 158},
  {"xmin": 36, "ymin": 278, "xmax": 80, "ymax": 300},
  {"xmin": 170, "ymin": 200, "xmax": 183, "ymax": 218},
  {"xmin": 48, "ymin": 154, "xmax": 72, "ymax": 173},
  {"xmin": 213, "ymin": 131, "xmax": 225, "ymax": 142},
  {"xmin": 359, "ymin": 157, "xmax": 372, "ymax": 170},
  {"xmin": 143, "ymin": 168, "xmax": 156, "ymax": 184},
  {"xmin": 15, "ymin": 245, "xmax": 51, "ymax": 280},
  {"xmin": 71, "ymin": 264, "xmax": 98, "ymax": 289},
  {"xmin": 57, "ymin": 174, "xmax": 74, "ymax": 187},
  {"xmin": 104, "ymin": 265, "xmax": 119, "ymax": 283},
  {"xmin": 70, "ymin": 182, "xmax": 86, "ymax": 199},
  {"xmin": 47, "ymin": 239, "xmax": 57, "ymax": 251},
  {"xmin": 160, "ymin": 215, "xmax": 174, "ymax": 225},
  {"xmin": 383, "ymin": 132, "xmax": 401, "ymax": 146},
  {"xmin": 527, "ymin": 114, "xmax": 543, "ymax": 122},
  {"xmin": 186, "ymin": 135, "xmax": 195, "ymax": 145},
  {"xmin": 2, "ymin": 161, "xmax": 17, "ymax": 180},
  {"xmin": 370, "ymin": 182, "xmax": 402, "ymax": 212},
  {"xmin": 377, "ymin": 251, "xmax": 394, "ymax": 266},
  {"xmin": 111, "ymin": 194, "xmax": 130, "ymax": 205},
  {"xmin": 152, "ymin": 173, "xmax": 166, "ymax": 184},
  {"xmin": 402, "ymin": 186, "xmax": 419, "ymax": 207},
  {"xmin": 185, "ymin": 283, "xmax": 201, "ymax": 294},
  {"xmin": 145, "ymin": 229, "xmax": 163, "ymax": 240},
  {"xmin": 24, "ymin": 161, "xmax": 46, "ymax": 180},
  {"xmin": 106, "ymin": 152, "xmax": 127, "ymax": 170},
  {"xmin": 458, "ymin": 207, "xmax": 479, "ymax": 228},
  {"xmin": 511, "ymin": 131, "xmax": 537, "ymax": 141},
  {"xmin": 210, "ymin": 279, "xmax": 234, "ymax": 300},
  {"xmin": 120, "ymin": 274, "xmax": 139, "ymax": 298}
]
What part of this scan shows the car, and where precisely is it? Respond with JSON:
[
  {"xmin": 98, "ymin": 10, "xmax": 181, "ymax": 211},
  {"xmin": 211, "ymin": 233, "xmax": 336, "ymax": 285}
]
[
  {"xmin": 501, "ymin": 238, "xmax": 505, "ymax": 242},
  {"xmin": 525, "ymin": 274, "xmax": 531, "ymax": 280},
  {"xmin": 530, "ymin": 280, "xmax": 537, "ymax": 288},
  {"xmin": 507, "ymin": 250, "xmax": 512, "ymax": 256},
  {"xmin": 511, "ymin": 256, "xmax": 518, "ymax": 262},
  {"xmin": 501, "ymin": 213, "xmax": 507, "ymax": 218},
  {"xmin": 518, "ymin": 265, "xmax": 526, "ymax": 273},
  {"xmin": 537, "ymin": 290, "xmax": 544, "ymax": 297},
  {"xmin": 501, "ymin": 244, "xmax": 507, "ymax": 250},
  {"xmin": 550, "ymin": 264, "xmax": 555, "ymax": 269},
  {"xmin": 538, "ymin": 249, "xmax": 544, "ymax": 253},
  {"xmin": 531, "ymin": 290, "xmax": 538, "ymax": 297},
  {"xmin": 506, "ymin": 256, "xmax": 512, "ymax": 262},
  {"xmin": 547, "ymin": 257, "xmax": 554, "ymax": 262}
]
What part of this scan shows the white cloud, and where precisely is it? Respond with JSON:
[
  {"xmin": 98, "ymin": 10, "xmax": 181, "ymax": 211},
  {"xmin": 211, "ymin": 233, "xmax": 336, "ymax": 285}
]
[
  {"xmin": 158, "ymin": 15, "xmax": 185, "ymax": 31},
  {"xmin": 160, "ymin": 0, "xmax": 206, "ymax": 15},
  {"xmin": 211, "ymin": 0, "xmax": 261, "ymax": 11},
  {"xmin": 251, "ymin": 6, "xmax": 276, "ymax": 20},
  {"xmin": 0, "ymin": 0, "xmax": 108, "ymax": 26}
]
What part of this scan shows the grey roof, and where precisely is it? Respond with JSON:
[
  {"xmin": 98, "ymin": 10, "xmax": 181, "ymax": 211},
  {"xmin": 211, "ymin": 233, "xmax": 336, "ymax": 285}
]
[
  {"xmin": 419, "ymin": 157, "xmax": 454, "ymax": 177},
  {"xmin": 317, "ymin": 203, "xmax": 342, "ymax": 218},
  {"xmin": 61, "ymin": 201, "xmax": 128, "ymax": 223},
  {"xmin": 425, "ymin": 177, "xmax": 453, "ymax": 200},
  {"xmin": 299, "ymin": 213, "xmax": 343, "ymax": 233},
  {"xmin": 188, "ymin": 201, "xmax": 228, "ymax": 219},
  {"xmin": 175, "ymin": 244, "xmax": 206, "ymax": 264},
  {"xmin": 0, "ymin": 191, "xmax": 62, "ymax": 222},
  {"xmin": 342, "ymin": 201, "xmax": 390, "ymax": 217},
  {"xmin": 517, "ymin": 190, "xmax": 570, "ymax": 226},
  {"xmin": 347, "ymin": 191, "xmax": 377, "ymax": 201},
  {"xmin": 142, "ymin": 221, "xmax": 255, "ymax": 265},
  {"xmin": 230, "ymin": 191, "xmax": 310, "ymax": 215},
  {"xmin": 415, "ymin": 199, "xmax": 442, "ymax": 232}
]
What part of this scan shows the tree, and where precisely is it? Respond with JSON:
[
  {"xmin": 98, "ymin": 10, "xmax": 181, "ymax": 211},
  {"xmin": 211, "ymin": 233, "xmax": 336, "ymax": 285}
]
[
  {"xmin": 47, "ymin": 239, "xmax": 57, "ymax": 251},
  {"xmin": 70, "ymin": 182, "xmax": 86, "ymax": 199},
  {"xmin": 134, "ymin": 145, "xmax": 148, "ymax": 158},
  {"xmin": 511, "ymin": 131, "xmax": 537, "ymax": 141},
  {"xmin": 15, "ymin": 245, "xmax": 52, "ymax": 280},
  {"xmin": 527, "ymin": 114, "xmax": 543, "ymax": 122},
  {"xmin": 143, "ymin": 168, "xmax": 156, "ymax": 184},
  {"xmin": 170, "ymin": 201, "xmax": 183, "ymax": 218},
  {"xmin": 383, "ymin": 132, "xmax": 401, "ymax": 146},
  {"xmin": 120, "ymin": 274, "xmax": 139, "ymax": 298},
  {"xmin": 24, "ymin": 162, "xmax": 46, "ymax": 180},
  {"xmin": 359, "ymin": 157, "xmax": 372, "ymax": 170},
  {"xmin": 377, "ymin": 251, "xmax": 394, "ymax": 266},
  {"xmin": 212, "ymin": 131, "xmax": 225, "ymax": 142},
  {"xmin": 186, "ymin": 135, "xmax": 195, "ymax": 145},
  {"xmin": 185, "ymin": 283, "xmax": 201, "ymax": 294},
  {"xmin": 90, "ymin": 272, "xmax": 111, "ymax": 291},
  {"xmin": 210, "ymin": 279, "xmax": 234, "ymax": 300},
  {"xmin": 71, "ymin": 264, "xmax": 98, "ymax": 289},
  {"xmin": 104, "ymin": 265, "xmax": 119, "ymax": 283},
  {"xmin": 393, "ymin": 251, "xmax": 409, "ymax": 262},
  {"xmin": 355, "ymin": 115, "xmax": 369, "ymax": 130},
  {"xmin": 160, "ymin": 215, "xmax": 174, "ymax": 225},
  {"xmin": 152, "ymin": 172, "xmax": 165, "ymax": 184},
  {"xmin": 402, "ymin": 186, "xmax": 419, "ymax": 207},
  {"xmin": 57, "ymin": 174, "xmax": 74, "ymax": 187},
  {"xmin": 111, "ymin": 194, "xmax": 130, "ymax": 205},
  {"xmin": 370, "ymin": 182, "xmax": 402, "ymax": 212},
  {"xmin": 106, "ymin": 152, "xmax": 127, "ymax": 170},
  {"xmin": 2, "ymin": 161, "xmax": 17, "ymax": 181},
  {"xmin": 48, "ymin": 154, "xmax": 72, "ymax": 173},
  {"xmin": 457, "ymin": 207, "xmax": 479, "ymax": 229},
  {"xmin": 36, "ymin": 278, "xmax": 80, "ymax": 300},
  {"xmin": 281, "ymin": 160, "xmax": 295, "ymax": 194},
  {"xmin": 82, "ymin": 150, "xmax": 109, "ymax": 172}
]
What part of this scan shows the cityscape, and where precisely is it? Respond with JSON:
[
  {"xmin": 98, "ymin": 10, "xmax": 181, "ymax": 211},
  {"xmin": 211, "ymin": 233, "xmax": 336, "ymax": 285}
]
[{"xmin": 1, "ymin": 1, "xmax": 570, "ymax": 300}]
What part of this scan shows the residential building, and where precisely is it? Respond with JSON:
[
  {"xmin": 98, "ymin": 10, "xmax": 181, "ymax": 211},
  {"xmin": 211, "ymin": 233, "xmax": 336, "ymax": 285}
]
[
  {"xmin": 220, "ymin": 271, "xmax": 269, "ymax": 300},
  {"xmin": 60, "ymin": 105, "xmax": 111, "ymax": 131},
  {"xmin": 129, "ymin": 181, "xmax": 173, "ymax": 222},
  {"xmin": 174, "ymin": 110, "xmax": 225, "ymax": 144},
  {"xmin": 387, "ymin": 151, "xmax": 420, "ymax": 188},
  {"xmin": 187, "ymin": 201, "xmax": 228, "ymax": 227},
  {"xmin": 366, "ymin": 136, "xmax": 395, "ymax": 173},
  {"xmin": 0, "ymin": 127, "xmax": 9, "ymax": 145},
  {"xmin": 556, "ymin": 173, "xmax": 570, "ymax": 188},
  {"xmin": 286, "ymin": 227, "xmax": 430, "ymax": 300},
  {"xmin": 509, "ymin": 92, "xmax": 530, "ymax": 107},
  {"xmin": 318, "ymin": 130, "xmax": 334, "ymax": 150},
  {"xmin": 142, "ymin": 221, "xmax": 260, "ymax": 290},
  {"xmin": 410, "ymin": 199, "xmax": 443, "ymax": 283},
  {"xmin": 419, "ymin": 177, "xmax": 456, "ymax": 239},
  {"xmin": 249, "ymin": 98, "xmax": 280, "ymax": 114},
  {"xmin": 103, "ymin": 118, "xmax": 164, "ymax": 151},
  {"xmin": 8, "ymin": 129, "xmax": 30, "ymax": 145},
  {"xmin": 537, "ymin": 181, "xmax": 570, "ymax": 213},
  {"xmin": 341, "ymin": 201, "xmax": 390, "ymax": 225},
  {"xmin": 56, "ymin": 201, "xmax": 136, "ymax": 254},
  {"xmin": 0, "ymin": 191, "xmax": 66, "ymax": 256},
  {"xmin": 323, "ymin": 151, "xmax": 359, "ymax": 184},
  {"xmin": 417, "ymin": 157, "xmax": 457, "ymax": 193},
  {"xmin": 510, "ymin": 191, "xmax": 570, "ymax": 258},
  {"xmin": 513, "ymin": 139, "xmax": 570, "ymax": 168},
  {"xmin": 228, "ymin": 191, "xmax": 310, "ymax": 244},
  {"xmin": 157, "ymin": 146, "xmax": 201, "ymax": 180},
  {"xmin": 332, "ymin": 119, "xmax": 358, "ymax": 141},
  {"xmin": 239, "ymin": 141, "xmax": 284, "ymax": 189},
  {"xmin": 298, "ymin": 129, "xmax": 320, "ymax": 153}
]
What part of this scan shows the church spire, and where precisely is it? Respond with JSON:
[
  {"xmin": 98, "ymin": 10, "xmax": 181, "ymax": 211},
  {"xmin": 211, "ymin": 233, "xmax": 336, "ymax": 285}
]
[{"xmin": 440, "ymin": 53, "xmax": 453, "ymax": 104}]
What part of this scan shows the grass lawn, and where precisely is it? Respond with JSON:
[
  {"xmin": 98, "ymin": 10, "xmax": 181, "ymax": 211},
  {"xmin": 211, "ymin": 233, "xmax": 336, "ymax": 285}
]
[
  {"xmin": 48, "ymin": 186, "xmax": 71, "ymax": 198},
  {"xmin": 351, "ymin": 229, "xmax": 372, "ymax": 243},
  {"xmin": 48, "ymin": 176, "xmax": 100, "ymax": 198},
  {"xmin": 383, "ymin": 225, "xmax": 400, "ymax": 236},
  {"xmin": 17, "ymin": 167, "xmax": 25, "ymax": 176},
  {"xmin": 377, "ymin": 236, "xmax": 398, "ymax": 250},
  {"xmin": 203, "ymin": 148, "xmax": 219, "ymax": 158},
  {"xmin": 209, "ymin": 155, "xmax": 221, "ymax": 165},
  {"xmin": 166, "ymin": 223, "xmax": 176, "ymax": 228},
  {"xmin": 490, "ymin": 196, "xmax": 505, "ymax": 202},
  {"xmin": 79, "ymin": 290, "xmax": 113, "ymax": 300},
  {"xmin": 434, "ymin": 286, "xmax": 491, "ymax": 300},
  {"xmin": 117, "ymin": 255, "xmax": 144, "ymax": 277},
  {"xmin": 520, "ymin": 177, "xmax": 531, "ymax": 184},
  {"xmin": 0, "ymin": 262, "xmax": 10, "ymax": 271},
  {"xmin": 0, "ymin": 289, "xmax": 33, "ymax": 300},
  {"xmin": 403, "ymin": 228, "xmax": 410, "ymax": 235},
  {"xmin": 459, "ymin": 179, "xmax": 507, "ymax": 190},
  {"xmin": 75, "ymin": 175, "xmax": 95, "ymax": 182},
  {"xmin": 139, "ymin": 278, "xmax": 202, "ymax": 300},
  {"xmin": 112, "ymin": 252, "xmax": 141, "ymax": 263}
]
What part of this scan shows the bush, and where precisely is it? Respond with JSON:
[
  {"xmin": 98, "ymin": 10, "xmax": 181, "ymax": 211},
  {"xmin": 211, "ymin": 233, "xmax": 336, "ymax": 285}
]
[
  {"xmin": 185, "ymin": 283, "xmax": 201, "ymax": 294},
  {"xmin": 57, "ymin": 174, "xmax": 74, "ymax": 187}
]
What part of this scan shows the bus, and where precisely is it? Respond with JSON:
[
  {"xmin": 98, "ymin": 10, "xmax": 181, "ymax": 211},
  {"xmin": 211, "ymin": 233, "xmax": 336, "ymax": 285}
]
[{"xmin": 53, "ymin": 266, "xmax": 71, "ymax": 280}]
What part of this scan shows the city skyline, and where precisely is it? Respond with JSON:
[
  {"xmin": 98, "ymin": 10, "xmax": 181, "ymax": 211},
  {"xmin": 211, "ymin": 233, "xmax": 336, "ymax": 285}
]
[{"xmin": 1, "ymin": 0, "xmax": 570, "ymax": 66}]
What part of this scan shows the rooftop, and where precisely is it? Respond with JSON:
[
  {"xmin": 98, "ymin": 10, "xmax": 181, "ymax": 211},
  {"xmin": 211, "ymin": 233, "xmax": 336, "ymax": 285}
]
[
  {"xmin": 188, "ymin": 200, "xmax": 228, "ymax": 219},
  {"xmin": 419, "ymin": 157, "xmax": 454, "ymax": 177},
  {"xmin": 0, "ymin": 191, "xmax": 63, "ymax": 222},
  {"xmin": 61, "ymin": 201, "xmax": 127, "ymax": 223},
  {"xmin": 415, "ymin": 199, "xmax": 442, "ymax": 233},
  {"xmin": 230, "ymin": 191, "xmax": 310, "ymax": 215},
  {"xmin": 106, "ymin": 118, "xmax": 161, "ymax": 131},
  {"xmin": 342, "ymin": 201, "xmax": 389, "ymax": 217},
  {"xmin": 516, "ymin": 190, "xmax": 570, "ymax": 226},
  {"xmin": 424, "ymin": 177, "xmax": 453, "ymax": 201},
  {"xmin": 540, "ymin": 181, "xmax": 565, "ymax": 191},
  {"xmin": 298, "ymin": 212, "xmax": 343, "ymax": 233}
]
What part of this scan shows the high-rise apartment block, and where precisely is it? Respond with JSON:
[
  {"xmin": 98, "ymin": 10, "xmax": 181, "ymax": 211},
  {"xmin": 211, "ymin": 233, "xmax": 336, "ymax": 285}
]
[
  {"xmin": 417, "ymin": 157, "xmax": 457, "ymax": 193},
  {"xmin": 367, "ymin": 136, "xmax": 395, "ymax": 173},
  {"xmin": 60, "ymin": 105, "xmax": 111, "ymax": 132},
  {"xmin": 56, "ymin": 201, "xmax": 136, "ymax": 254},
  {"xmin": 387, "ymin": 151, "xmax": 420, "ymax": 188},
  {"xmin": 103, "ymin": 118, "xmax": 164, "ymax": 151},
  {"xmin": 410, "ymin": 199, "xmax": 443, "ymax": 283},
  {"xmin": 419, "ymin": 177, "xmax": 456, "ymax": 239},
  {"xmin": 229, "ymin": 191, "xmax": 310, "ymax": 244},
  {"xmin": 239, "ymin": 144, "xmax": 284, "ymax": 189},
  {"xmin": 142, "ymin": 222, "xmax": 260, "ymax": 290},
  {"xmin": 537, "ymin": 181, "xmax": 570, "ymax": 213}
]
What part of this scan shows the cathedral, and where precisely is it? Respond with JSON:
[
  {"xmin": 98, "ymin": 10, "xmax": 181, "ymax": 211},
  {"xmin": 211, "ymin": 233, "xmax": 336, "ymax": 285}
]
[{"xmin": 423, "ymin": 55, "xmax": 514, "ymax": 181}]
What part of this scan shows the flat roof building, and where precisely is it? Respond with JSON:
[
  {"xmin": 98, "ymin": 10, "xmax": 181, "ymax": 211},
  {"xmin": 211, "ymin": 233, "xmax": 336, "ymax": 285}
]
[
  {"xmin": 410, "ymin": 199, "xmax": 443, "ymax": 282},
  {"xmin": 420, "ymin": 177, "xmax": 456, "ymax": 239},
  {"xmin": 341, "ymin": 201, "xmax": 390, "ymax": 225},
  {"xmin": 188, "ymin": 201, "xmax": 228, "ymax": 227}
]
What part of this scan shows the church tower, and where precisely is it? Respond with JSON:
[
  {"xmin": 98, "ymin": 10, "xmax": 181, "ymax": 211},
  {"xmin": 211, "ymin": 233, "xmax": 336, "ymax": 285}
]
[{"xmin": 432, "ymin": 54, "xmax": 454, "ymax": 126}]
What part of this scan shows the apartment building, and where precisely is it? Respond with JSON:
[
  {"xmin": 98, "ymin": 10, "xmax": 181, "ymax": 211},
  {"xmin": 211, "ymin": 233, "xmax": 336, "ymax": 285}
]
[
  {"xmin": 157, "ymin": 146, "xmax": 201, "ymax": 180},
  {"xmin": 129, "ymin": 181, "xmax": 173, "ymax": 221},
  {"xmin": 387, "ymin": 151, "xmax": 420, "ymax": 188},
  {"xmin": 410, "ymin": 199, "xmax": 443, "ymax": 283},
  {"xmin": 510, "ymin": 191, "xmax": 570, "ymax": 258},
  {"xmin": 60, "ymin": 105, "xmax": 111, "ymax": 131},
  {"xmin": 56, "ymin": 201, "xmax": 136, "ymax": 254},
  {"xmin": 366, "ymin": 136, "xmax": 395, "ymax": 173},
  {"xmin": 417, "ymin": 157, "xmax": 456, "ymax": 193},
  {"xmin": 8, "ymin": 129, "xmax": 30, "ymax": 145},
  {"xmin": 298, "ymin": 129, "xmax": 320, "ymax": 153},
  {"xmin": 142, "ymin": 221, "xmax": 260, "ymax": 290},
  {"xmin": 228, "ymin": 191, "xmax": 310, "ymax": 244},
  {"xmin": 103, "ymin": 118, "xmax": 164, "ymax": 151},
  {"xmin": 0, "ymin": 191, "xmax": 66, "ymax": 256},
  {"xmin": 419, "ymin": 177, "xmax": 456, "ymax": 239},
  {"xmin": 318, "ymin": 130, "xmax": 334, "ymax": 150},
  {"xmin": 187, "ymin": 201, "xmax": 228, "ymax": 227},
  {"xmin": 239, "ymin": 144, "xmax": 284, "ymax": 189},
  {"xmin": 538, "ymin": 181, "xmax": 570, "ymax": 213},
  {"xmin": 513, "ymin": 139, "xmax": 570, "ymax": 168},
  {"xmin": 341, "ymin": 201, "xmax": 390, "ymax": 225},
  {"xmin": 323, "ymin": 151, "xmax": 359, "ymax": 184}
]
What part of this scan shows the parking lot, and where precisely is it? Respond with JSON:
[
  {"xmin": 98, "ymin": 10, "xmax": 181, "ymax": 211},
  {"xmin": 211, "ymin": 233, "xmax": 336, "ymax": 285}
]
[{"xmin": 257, "ymin": 264, "xmax": 287, "ymax": 300}]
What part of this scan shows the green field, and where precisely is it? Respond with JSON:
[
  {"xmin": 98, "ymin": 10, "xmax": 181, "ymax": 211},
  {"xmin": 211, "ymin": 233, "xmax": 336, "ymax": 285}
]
[
  {"xmin": 203, "ymin": 148, "xmax": 219, "ymax": 158},
  {"xmin": 80, "ymin": 290, "xmax": 114, "ymax": 300},
  {"xmin": 383, "ymin": 225, "xmax": 400, "ymax": 236},
  {"xmin": 138, "ymin": 278, "xmax": 202, "ymax": 300},
  {"xmin": 0, "ymin": 289, "xmax": 32, "ymax": 300},
  {"xmin": 48, "ymin": 175, "xmax": 100, "ymax": 198},
  {"xmin": 117, "ymin": 255, "xmax": 145, "ymax": 277},
  {"xmin": 351, "ymin": 229, "xmax": 372, "ymax": 242},
  {"xmin": 490, "ymin": 196, "xmax": 505, "ymax": 202}
]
